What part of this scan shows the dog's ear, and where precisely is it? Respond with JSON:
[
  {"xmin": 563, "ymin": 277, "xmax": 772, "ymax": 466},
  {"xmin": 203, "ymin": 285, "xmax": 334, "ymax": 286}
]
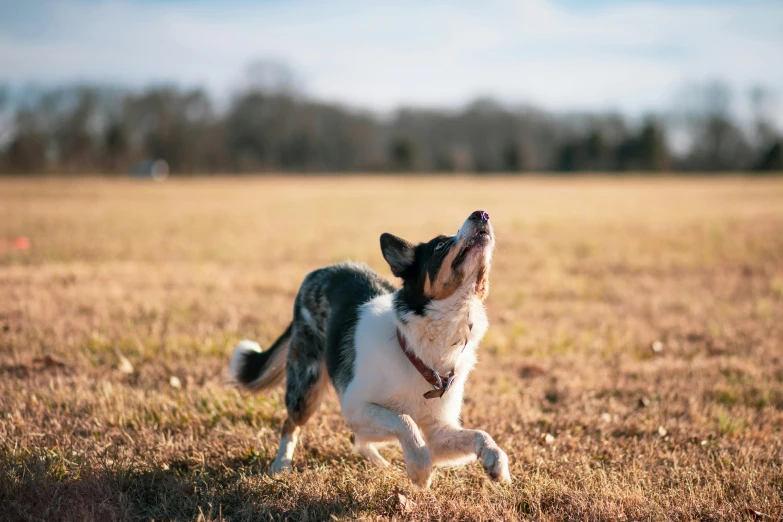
[{"xmin": 380, "ymin": 233, "xmax": 415, "ymax": 278}]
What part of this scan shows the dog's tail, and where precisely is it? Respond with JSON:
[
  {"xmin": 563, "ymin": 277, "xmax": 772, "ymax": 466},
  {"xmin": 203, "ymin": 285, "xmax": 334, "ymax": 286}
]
[{"xmin": 228, "ymin": 323, "xmax": 292, "ymax": 391}]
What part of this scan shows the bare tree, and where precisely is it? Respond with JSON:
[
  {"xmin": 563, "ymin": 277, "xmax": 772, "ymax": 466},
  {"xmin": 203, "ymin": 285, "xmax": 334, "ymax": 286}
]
[{"xmin": 1, "ymin": 72, "xmax": 780, "ymax": 175}]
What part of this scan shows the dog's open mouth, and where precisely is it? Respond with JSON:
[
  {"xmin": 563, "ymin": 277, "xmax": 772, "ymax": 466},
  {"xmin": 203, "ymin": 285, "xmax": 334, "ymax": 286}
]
[
  {"xmin": 450, "ymin": 220, "xmax": 494, "ymax": 270},
  {"xmin": 456, "ymin": 229, "xmax": 492, "ymax": 257},
  {"xmin": 468, "ymin": 228, "xmax": 491, "ymax": 246}
]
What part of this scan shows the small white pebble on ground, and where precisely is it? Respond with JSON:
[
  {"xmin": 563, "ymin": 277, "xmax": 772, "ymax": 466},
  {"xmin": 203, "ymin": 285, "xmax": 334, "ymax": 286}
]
[
  {"xmin": 651, "ymin": 340, "xmax": 664, "ymax": 353},
  {"xmin": 544, "ymin": 433, "xmax": 555, "ymax": 444},
  {"xmin": 601, "ymin": 412, "xmax": 612, "ymax": 423},
  {"xmin": 117, "ymin": 354, "xmax": 134, "ymax": 374},
  {"xmin": 169, "ymin": 376, "xmax": 181, "ymax": 388},
  {"xmin": 658, "ymin": 425, "xmax": 668, "ymax": 437}
]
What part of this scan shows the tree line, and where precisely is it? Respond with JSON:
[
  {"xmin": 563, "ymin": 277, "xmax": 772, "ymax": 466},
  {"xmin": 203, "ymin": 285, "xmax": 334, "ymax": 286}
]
[{"xmin": 0, "ymin": 78, "xmax": 780, "ymax": 175}]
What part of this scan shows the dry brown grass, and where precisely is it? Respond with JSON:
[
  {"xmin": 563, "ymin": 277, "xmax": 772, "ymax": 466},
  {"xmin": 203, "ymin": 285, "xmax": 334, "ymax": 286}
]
[{"xmin": 1, "ymin": 176, "xmax": 782, "ymax": 521}]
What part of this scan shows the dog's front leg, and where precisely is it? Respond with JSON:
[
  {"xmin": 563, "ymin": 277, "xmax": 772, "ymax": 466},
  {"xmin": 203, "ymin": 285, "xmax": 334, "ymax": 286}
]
[
  {"xmin": 426, "ymin": 424, "xmax": 511, "ymax": 483},
  {"xmin": 344, "ymin": 402, "xmax": 432, "ymax": 489}
]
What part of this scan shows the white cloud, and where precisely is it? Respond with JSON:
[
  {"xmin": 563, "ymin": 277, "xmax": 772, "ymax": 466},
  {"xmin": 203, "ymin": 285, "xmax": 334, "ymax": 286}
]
[{"xmin": 0, "ymin": 0, "xmax": 781, "ymax": 120}]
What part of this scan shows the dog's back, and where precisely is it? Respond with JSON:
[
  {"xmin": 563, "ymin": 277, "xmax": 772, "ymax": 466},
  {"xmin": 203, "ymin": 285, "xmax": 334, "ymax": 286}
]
[{"xmin": 229, "ymin": 261, "xmax": 394, "ymax": 394}]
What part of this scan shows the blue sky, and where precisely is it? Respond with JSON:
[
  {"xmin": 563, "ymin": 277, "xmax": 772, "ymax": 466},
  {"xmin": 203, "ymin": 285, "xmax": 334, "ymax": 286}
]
[{"xmin": 1, "ymin": 0, "xmax": 782, "ymax": 120}]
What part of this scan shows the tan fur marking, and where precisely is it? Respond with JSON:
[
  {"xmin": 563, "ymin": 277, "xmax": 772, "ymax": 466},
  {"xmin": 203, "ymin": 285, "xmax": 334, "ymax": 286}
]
[
  {"xmin": 424, "ymin": 272, "xmax": 433, "ymax": 296},
  {"xmin": 428, "ymin": 247, "xmax": 464, "ymax": 300},
  {"xmin": 292, "ymin": 361, "xmax": 329, "ymax": 425},
  {"xmin": 475, "ymin": 264, "xmax": 490, "ymax": 302},
  {"xmin": 281, "ymin": 416, "xmax": 300, "ymax": 436}
]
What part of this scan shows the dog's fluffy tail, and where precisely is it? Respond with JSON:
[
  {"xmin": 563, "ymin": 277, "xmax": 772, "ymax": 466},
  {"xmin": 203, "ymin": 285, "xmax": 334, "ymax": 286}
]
[{"xmin": 228, "ymin": 323, "xmax": 292, "ymax": 391}]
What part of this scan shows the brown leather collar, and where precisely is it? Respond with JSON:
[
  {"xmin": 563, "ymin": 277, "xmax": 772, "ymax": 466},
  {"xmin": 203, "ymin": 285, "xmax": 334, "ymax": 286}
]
[{"xmin": 396, "ymin": 328, "xmax": 457, "ymax": 399}]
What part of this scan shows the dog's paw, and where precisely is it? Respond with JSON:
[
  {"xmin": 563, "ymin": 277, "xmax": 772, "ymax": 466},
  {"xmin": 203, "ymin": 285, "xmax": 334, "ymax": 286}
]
[
  {"xmin": 268, "ymin": 457, "xmax": 293, "ymax": 475},
  {"xmin": 480, "ymin": 445, "xmax": 511, "ymax": 484},
  {"xmin": 404, "ymin": 446, "xmax": 433, "ymax": 490}
]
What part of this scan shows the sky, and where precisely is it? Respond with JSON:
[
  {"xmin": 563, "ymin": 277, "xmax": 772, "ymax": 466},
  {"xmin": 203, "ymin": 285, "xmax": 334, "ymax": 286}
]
[{"xmin": 1, "ymin": 0, "xmax": 782, "ymax": 120}]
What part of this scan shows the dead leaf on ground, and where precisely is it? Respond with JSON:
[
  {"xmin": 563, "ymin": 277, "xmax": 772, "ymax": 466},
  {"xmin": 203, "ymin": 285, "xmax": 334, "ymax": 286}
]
[
  {"xmin": 2, "ymin": 355, "xmax": 72, "ymax": 378},
  {"xmin": 32, "ymin": 355, "xmax": 67, "ymax": 368},
  {"xmin": 519, "ymin": 364, "xmax": 547, "ymax": 378},
  {"xmin": 398, "ymin": 493, "xmax": 416, "ymax": 513},
  {"xmin": 744, "ymin": 507, "xmax": 782, "ymax": 521},
  {"xmin": 153, "ymin": 472, "xmax": 195, "ymax": 497}
]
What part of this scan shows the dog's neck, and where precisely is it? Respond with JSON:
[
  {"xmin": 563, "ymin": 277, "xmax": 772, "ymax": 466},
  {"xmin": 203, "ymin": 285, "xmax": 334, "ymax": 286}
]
[{"xmin": 394, "ymin": 281, "xmax": 488, "ymax": 374}]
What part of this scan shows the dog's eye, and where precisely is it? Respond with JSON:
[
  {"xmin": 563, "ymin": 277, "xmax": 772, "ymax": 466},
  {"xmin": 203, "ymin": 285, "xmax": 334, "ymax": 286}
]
[{"xmin": 435, "ymin": 241, "xmax": 445, "ymax": 250}]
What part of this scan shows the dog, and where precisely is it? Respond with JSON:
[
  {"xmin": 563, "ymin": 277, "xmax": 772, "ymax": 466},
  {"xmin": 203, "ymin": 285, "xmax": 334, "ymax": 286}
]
[{"xmin": 228, "ymin": 210, "xmax": 510, "ymax": 488}]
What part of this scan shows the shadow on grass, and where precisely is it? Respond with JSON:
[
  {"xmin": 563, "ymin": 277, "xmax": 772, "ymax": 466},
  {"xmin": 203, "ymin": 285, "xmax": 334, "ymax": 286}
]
[{"xmin": 0, "ymin": 451, "xmax": 387, "ymax": 522}]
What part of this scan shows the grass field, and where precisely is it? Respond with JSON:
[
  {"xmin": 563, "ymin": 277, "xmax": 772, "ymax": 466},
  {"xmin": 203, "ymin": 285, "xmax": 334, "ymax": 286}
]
[{"xmin": 1, "ymin": 176, "xmax": 783, "ymax": 521}]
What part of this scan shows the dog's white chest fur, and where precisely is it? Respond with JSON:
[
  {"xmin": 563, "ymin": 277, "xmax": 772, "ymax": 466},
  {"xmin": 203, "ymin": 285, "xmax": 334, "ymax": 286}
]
[{"xmin": 342, "ymin": 292, "xmax": 487, "ymax": 431}]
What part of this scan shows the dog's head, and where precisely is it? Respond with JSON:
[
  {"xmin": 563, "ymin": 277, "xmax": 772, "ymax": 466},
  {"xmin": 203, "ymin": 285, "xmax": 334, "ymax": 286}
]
[{"xmin": 381, "ymin": 210, "xmax": 494, "ymax": 315}]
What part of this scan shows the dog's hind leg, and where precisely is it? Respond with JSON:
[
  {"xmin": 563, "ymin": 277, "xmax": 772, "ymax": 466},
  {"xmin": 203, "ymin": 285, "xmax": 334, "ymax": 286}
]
[
  {"xmin": 270, "ymin": 417, "xmax": 301, "ymax": 475},
  {"xmin": 269, "ymin": 324, "xmax": 327, "ymax": 475}
]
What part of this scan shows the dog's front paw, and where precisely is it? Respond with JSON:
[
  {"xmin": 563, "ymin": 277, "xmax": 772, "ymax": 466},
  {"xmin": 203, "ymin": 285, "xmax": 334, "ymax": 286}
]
[
  {"xmin": 404, "ymin": 446, "xmax": 433, "ymax": 489},
  {"xmin": 268, "ymin": 457, "xmax": 293, "ymax": 476},
  {"xmin": 480, "ymin": 445, "xmax": 511, "ymax": 483}
]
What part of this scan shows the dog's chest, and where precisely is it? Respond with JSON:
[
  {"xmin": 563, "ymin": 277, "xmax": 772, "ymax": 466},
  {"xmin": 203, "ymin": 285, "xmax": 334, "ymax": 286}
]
[{"xmin": 347, "ymin": 294, "xmax": 479, "ymax": 426}]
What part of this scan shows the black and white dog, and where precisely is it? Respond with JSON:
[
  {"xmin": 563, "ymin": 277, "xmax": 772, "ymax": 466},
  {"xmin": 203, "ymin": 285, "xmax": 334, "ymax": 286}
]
[{"xmin": 228, "ymin": 210, "xmax": 510, "ymax": 488}]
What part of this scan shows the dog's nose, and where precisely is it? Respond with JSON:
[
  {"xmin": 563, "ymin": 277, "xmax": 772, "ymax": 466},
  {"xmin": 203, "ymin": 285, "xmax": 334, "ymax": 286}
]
[{"xmin": 469, "ymin": 210, "xmax": 490, "ymax": 222}]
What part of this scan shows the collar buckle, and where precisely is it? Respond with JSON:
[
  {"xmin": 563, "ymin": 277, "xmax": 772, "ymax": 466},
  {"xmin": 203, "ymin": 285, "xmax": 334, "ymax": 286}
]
[{"xmin": 397, "ymin": 328, "xmax": 457, "ymax": 400}]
